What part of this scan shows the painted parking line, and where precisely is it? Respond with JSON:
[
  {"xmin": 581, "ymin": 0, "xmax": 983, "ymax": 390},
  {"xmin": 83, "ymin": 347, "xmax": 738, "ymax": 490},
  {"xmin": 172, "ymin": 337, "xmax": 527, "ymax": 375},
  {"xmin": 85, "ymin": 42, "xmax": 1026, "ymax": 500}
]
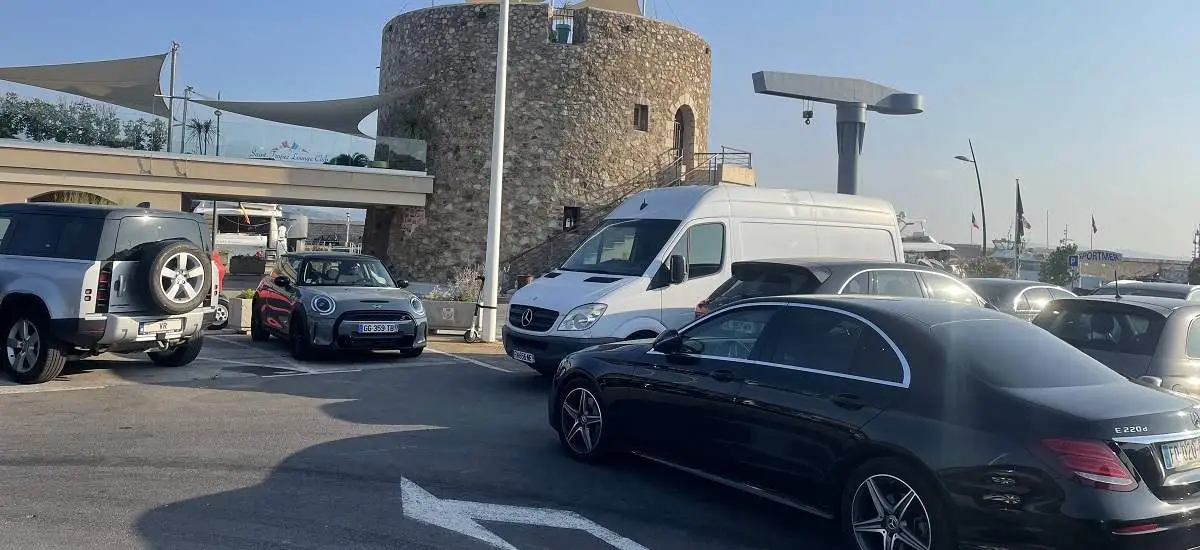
[{"xmin": 426, "ymin": 348, "xmax": 515, "ymax": 373}]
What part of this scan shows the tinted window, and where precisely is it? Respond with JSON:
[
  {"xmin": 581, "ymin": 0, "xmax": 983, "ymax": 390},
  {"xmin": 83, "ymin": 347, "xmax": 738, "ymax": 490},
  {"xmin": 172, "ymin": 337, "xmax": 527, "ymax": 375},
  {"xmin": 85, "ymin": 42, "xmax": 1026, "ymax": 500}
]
[
  {"xmin": 936, "ymin": 319, "xmax": 1128, "ymax": 388},
  {"xmin": 873, "ymin": 270, "xmax": 924, "ymax": 298},
  {"xmin": 114, "ymin": 216, "xmax": 206, "ymax": 260},
  {"xmin": 842, "ymin": 272, "xmax": 870, "ymax": 294},
  {"xmin": 1016, "ymin": 292, "xmax": 1031, "ymax": 310},
  {"xmin": 5, "ymin": 214, "xmax": 101, "ymax": 259},
  {"xmin": 704, "ymin": 265, "xmax": 821, "ymax": 311},
  {"xmin": 1187, "ymin": 318, "xmax": 1200, "ymax": 358},
  {"xmin": 762, "ymin": 306, "xmax": 905, "ymax": 384},
  {"xmin": 920, "ymin": 273, "xmax": 981, "ymax": 305},
  {"xmin": 683, "ymin": 223, "xmax": 725, "ymax": 278},
  {"xmin": 1034, "ymin": 303, "xmax": 1162, "ymax": 356},
  {"xmin": 561, "ymin": 219, "xmax": 680, "ymax": 276},
  {"xmin": 683, "ymin": 305, "xmax": 777, "ymax": 360},
  {"xmin": 1047, "ymin": 288, "xmax": 1075, "ymax": 300},
  {"xmin": 1022, "ymin": 288, "xmax": 1053, "ymax": 311},
  {"xmin": 0, "ymin": 216, "xmax": 11, "ymax": 249},
  {"xmin": 299, "ymin": 258, "xmax": 395, "ymax": 287}
]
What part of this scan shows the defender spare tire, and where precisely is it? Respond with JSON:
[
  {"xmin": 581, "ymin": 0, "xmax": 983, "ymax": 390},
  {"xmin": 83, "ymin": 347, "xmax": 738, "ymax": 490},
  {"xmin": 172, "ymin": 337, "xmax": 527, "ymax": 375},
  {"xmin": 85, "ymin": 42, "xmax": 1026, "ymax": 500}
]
[{"xmin": 138, "ymin": 240, "xmax": 211, "ymax": 315}]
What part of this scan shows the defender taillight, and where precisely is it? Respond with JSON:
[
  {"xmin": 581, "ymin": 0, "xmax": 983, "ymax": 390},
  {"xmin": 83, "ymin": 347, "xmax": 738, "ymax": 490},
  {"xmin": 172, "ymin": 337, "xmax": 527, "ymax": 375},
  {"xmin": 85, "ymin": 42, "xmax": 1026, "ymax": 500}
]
[{"xmin": 95, "ymin": 263, "xmax": 112, "ymax": 313}]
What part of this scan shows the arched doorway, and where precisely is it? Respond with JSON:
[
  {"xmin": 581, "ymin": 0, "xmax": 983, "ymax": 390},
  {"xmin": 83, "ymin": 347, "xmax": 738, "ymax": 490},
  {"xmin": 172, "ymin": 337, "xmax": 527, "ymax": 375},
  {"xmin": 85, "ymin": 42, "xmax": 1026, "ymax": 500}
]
[
  {"xmin": 673, "ymin": 105, "xmax": 696, "ymax": 165},
  {"xmin": 28, "ymin": 190, "xmax": 117, "ymax": 205}
]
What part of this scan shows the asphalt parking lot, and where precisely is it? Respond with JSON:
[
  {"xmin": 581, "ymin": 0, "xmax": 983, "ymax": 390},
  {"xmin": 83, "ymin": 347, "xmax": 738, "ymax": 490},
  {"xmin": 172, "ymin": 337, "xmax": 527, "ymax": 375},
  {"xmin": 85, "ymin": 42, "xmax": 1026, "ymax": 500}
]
[{"xmin": 0, "ymin": 332, "xmax": 837, "ymax": 550}]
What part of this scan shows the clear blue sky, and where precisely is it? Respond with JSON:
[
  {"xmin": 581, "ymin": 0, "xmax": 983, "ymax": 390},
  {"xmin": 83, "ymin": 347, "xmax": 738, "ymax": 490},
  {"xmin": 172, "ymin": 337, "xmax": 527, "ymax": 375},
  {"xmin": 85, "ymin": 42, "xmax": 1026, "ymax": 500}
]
[{"xmin": 2, "ymin": 0, "xmax": 1197, "ymax": 257}]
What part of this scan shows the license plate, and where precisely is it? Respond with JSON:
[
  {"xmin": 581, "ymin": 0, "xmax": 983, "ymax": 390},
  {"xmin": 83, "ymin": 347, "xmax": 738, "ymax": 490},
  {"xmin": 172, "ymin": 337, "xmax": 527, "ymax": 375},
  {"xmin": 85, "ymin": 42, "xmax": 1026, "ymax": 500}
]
[
  {"xmin": 1162, "ymin": 438, "xmax": 1200, "ymax": 471},
  {"xmin": 139, "ymin": 318, "xmax": 184, "ymax": 335},
  {"xmin": 511, "ymin": 350, "xmax": 535, "ymax": 363},
  {"xmin": 357, "ymin": 323, "xmax": 399, "ymax": 334}
]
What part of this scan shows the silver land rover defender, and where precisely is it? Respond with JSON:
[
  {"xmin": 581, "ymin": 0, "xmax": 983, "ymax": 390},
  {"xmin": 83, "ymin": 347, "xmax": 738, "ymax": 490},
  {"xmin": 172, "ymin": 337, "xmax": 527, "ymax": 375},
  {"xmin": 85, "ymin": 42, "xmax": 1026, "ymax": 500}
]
[{"xmin": 0, "ymin": 203, "xmax": 218, "ymax": 384}]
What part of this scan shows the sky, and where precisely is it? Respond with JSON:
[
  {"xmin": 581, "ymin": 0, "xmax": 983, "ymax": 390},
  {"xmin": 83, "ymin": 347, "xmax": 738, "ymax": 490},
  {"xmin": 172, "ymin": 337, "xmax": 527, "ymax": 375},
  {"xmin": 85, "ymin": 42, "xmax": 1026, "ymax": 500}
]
[{"xmin": 1, "ymin": 0, "xmax": 1198, "ymax": 258}]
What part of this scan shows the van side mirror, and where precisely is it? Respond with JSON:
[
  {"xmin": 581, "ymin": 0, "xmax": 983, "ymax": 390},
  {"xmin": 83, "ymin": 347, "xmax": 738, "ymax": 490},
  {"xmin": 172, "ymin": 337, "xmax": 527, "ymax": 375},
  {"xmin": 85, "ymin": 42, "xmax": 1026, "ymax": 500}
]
[
  {"xmin": 274, "ymin": 275, "xmax": 292, "ymax": 287},
  {"xmin": 397, "ymin": 279, "xmax": 410, "ymax": 289},
  {"xmin": 652, "ymin": 329, "xmax": 685, "ymax": 354},
  {"xmin": 669, "ymin": 255, "xmax": 688, "ymax": 285}
]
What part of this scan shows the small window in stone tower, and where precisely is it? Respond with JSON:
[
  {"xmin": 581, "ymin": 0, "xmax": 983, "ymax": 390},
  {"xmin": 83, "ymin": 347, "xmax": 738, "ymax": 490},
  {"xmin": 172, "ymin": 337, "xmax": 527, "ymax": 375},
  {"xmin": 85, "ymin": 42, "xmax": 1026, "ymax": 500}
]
[{"xmin": 633, "ymin": 104, "xmax": 649, "ymax": 132}]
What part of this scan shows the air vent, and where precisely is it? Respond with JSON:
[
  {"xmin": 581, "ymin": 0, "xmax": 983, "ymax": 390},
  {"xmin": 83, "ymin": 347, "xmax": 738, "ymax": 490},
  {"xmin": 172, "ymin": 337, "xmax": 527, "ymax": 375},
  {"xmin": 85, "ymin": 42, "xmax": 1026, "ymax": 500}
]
[
  {"xmin": 543, "ymin": 272, "xmax": 561, "ymax": 279},
  {"xmin": 584, "ymin": 276, "xmax": 620, "ymax": 284}
]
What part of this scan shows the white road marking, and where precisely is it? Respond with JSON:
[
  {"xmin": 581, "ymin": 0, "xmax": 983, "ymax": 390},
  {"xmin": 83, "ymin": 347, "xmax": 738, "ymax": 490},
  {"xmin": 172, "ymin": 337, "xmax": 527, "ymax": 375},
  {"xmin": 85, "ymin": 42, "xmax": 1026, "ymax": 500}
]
[
  {"xmin": 0, "ymin": 384, "xmax": 113, "ymax": 395},
  {"xmin": 401, "ymin": 477, "xmax": 650, "ymax": 550},
  {"xmin": 208, "ymin": 335, "xmax": 312, "ymax": 371},
  {"xmin": 426, "ymin": 348, "xmax": 514, "ymax": 373},
  {"xmin": 262, "ymin": 369, "xmax": 363, "ymax": 378}
]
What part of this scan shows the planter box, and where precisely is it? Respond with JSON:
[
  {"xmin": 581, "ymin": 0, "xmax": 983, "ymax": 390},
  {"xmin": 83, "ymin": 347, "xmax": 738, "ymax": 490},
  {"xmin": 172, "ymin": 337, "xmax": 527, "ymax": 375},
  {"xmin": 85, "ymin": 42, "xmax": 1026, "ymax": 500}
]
[
  {"xmin": 229, "ymin": 256, "xmax": 267, "ymax": 276},
  {"xmin": 424, "ymin": 301, "xmax": 511, "ymax": 334},
  {"xmin": 227, "ymin": 298, "xmax": 254, "ymax": 333}
]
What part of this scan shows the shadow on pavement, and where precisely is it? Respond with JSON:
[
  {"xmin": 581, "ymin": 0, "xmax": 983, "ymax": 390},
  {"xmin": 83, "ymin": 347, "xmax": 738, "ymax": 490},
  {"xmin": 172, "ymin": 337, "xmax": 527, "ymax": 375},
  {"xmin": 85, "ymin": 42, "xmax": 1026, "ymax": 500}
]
[{"xmin": 128, "ymin": 352, "xmax": 833, "ymax": 549}]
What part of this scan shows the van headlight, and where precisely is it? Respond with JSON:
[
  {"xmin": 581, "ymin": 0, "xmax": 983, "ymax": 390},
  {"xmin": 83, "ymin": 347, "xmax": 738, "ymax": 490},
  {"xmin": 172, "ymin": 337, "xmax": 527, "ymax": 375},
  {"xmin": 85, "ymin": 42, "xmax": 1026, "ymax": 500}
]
[
  {"xmin": 310, "ymin": 294, "xmax": 336, "ymax": 316},
  {"xmin": 558, "ymin": 303, "xmax": 607, "ymax": 331},
  {"xmin": 410, "ymin": 297, "xmax": 425, "ymax": 316}
]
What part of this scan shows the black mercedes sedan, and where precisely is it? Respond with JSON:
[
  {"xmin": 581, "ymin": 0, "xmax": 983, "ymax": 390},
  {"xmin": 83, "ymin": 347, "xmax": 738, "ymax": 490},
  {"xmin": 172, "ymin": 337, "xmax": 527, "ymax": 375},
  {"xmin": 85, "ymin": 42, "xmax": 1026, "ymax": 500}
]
[
  {"xmin": 550, "ymin": 295, "xmax": 1200, "ymax": 549},
  {"xmin": 964, "ymin": 277, "xmax": 1076, "ymax": 321}
]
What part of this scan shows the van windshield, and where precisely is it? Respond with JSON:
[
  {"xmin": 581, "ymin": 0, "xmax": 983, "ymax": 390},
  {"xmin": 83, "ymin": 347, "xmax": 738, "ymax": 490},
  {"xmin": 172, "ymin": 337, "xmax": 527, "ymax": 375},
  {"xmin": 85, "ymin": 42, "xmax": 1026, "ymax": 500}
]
[{"xmin": 560, "ymin": 218, "xmax": 681, "ymax": 276}]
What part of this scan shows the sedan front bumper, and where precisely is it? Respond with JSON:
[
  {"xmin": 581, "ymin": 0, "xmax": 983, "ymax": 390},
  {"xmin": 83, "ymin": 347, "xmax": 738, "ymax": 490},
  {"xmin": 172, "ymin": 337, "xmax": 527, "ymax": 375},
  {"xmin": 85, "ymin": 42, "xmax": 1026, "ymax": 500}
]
[{"xmin": 310, "ymin": 310, "xmax": 427, "ymax": 351}]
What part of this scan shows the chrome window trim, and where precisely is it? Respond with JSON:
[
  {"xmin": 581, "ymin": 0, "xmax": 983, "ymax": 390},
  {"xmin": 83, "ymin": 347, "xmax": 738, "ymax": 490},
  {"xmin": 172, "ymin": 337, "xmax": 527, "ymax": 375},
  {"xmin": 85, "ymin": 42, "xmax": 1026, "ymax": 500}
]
[{"xmin": 647, "ymin": 301, "xmax": 912, "ymax": 388}]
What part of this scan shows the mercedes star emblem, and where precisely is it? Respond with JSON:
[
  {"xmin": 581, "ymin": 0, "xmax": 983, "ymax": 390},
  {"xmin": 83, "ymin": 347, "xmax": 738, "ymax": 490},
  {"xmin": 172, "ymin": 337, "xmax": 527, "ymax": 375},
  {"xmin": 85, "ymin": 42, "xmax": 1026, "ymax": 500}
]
[
  {"xmin": 520, "ymin": 309, "xmax": 534, "ymax": 327},
  {"xmin": 1191, "ymin": 409, "xmax": 1200, "ymax": 429},
  {"xmin": 372, "ymin": 304, "xmax": 383, "ymax": 309}
]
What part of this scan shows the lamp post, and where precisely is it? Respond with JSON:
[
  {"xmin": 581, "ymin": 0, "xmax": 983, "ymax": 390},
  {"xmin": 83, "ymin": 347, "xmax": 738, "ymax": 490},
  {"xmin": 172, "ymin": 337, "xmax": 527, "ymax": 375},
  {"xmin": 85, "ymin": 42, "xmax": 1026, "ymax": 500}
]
[
  {"xmin": 480, "ymin": 0, "xmax": 512, "ymax": 343},
  {"xmin": 214, "ymin": 91, "xmax": 222, "ymax": 157},
  {"xmin": 955, "ymin": 139, "xmax": 987, "ymax": 259}
]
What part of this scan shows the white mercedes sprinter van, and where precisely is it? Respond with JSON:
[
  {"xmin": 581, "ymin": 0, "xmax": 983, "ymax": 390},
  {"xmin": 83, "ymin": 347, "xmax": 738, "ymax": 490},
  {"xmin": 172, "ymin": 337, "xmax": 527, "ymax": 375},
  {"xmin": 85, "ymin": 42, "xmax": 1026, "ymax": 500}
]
[{"xmin": 502, "ymin": 185, "xmax": 903, "ymax": 374}]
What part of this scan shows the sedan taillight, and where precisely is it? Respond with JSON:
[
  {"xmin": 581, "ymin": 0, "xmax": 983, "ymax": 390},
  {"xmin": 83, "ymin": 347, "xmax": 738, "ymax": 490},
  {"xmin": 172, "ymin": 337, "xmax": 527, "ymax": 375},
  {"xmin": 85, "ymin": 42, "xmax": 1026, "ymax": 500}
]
[{"xmin": 1040, "ymin": 438, "xmax": 1137, "ymax": 492}]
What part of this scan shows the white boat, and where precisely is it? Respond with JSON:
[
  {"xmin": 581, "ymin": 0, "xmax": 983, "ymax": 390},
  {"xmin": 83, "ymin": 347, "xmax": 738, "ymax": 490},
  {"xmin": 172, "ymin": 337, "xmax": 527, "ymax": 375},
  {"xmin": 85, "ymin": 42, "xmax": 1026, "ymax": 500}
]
[{"xmin": 192, "ymin": 202, "xmax": 285, "ymax": 257}]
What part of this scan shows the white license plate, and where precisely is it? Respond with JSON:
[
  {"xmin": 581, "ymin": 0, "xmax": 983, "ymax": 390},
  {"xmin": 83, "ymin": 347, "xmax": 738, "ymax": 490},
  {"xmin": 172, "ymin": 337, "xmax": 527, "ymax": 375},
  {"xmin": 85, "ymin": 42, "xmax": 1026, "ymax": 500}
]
[
  {"xmin": 1162, "ymin": 438, "xmax": 1200, "ymax": 471},
  {"xmin": 139, "ymin": 318, "xmax": 184, "ymax": 335},
  {"xmin": 357, "ymin": 323, "xmax": 399, "ymax": 334},
  {"xmin": 511, "ymin": 350, "xmax": 535, "ymax": 363}
]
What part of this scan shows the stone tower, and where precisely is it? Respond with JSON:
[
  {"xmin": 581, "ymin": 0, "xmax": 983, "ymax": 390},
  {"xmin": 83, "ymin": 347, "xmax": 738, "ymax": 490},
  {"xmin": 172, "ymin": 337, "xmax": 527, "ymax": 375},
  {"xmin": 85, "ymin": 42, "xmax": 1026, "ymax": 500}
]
[{"xmin": 368, "ymin": 1, "xmax": 712, "ymax": 284}]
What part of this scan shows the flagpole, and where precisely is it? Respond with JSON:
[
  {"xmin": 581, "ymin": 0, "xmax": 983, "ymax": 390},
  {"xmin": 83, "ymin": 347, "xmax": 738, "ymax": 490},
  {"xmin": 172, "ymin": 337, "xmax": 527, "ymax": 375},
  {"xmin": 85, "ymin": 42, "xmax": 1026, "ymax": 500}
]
[
  {"xmin": 1014, "ymin": 179, "xmax": 1022, "ymax": 278},
  {"xmin": 1090, "ymin": 212, "xmax": 1095, "ymax": 251}
]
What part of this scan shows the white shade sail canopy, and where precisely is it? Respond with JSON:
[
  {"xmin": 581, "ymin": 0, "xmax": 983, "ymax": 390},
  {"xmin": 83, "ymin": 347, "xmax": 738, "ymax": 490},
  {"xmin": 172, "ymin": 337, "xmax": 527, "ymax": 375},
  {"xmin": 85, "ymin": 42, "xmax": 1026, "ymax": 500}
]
[
  {"xmin": 192, "ymin": 89, "xmax": 419, "ymax": 140},
  {"xmin": 0, "ymin": 53, "xmax": 170, "ymax": 116}
]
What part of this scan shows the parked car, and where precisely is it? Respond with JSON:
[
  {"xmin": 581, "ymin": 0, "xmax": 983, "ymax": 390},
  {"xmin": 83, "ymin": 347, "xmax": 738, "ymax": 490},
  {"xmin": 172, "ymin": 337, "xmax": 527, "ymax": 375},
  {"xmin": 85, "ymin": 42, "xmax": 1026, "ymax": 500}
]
[
  {"xmin": 1090, "ymin": 280, "xmax": 1200, "ymax": 300},
  {"xmin": 550, "ymin": 295, "xmax": 1200, "ymax": 549},
  {"xmin": 963, "ymin": 277, "xmax": 1075, "ymax": 321},
  {"xmin": 208, "ymin": 250, "xmax": 230, "ymax": 330},
  {"xmin": 506, "ymin": 184, "xmax": 907, "ymax": 375},
  {"xmin": 0, "ymin": 203, "xmax": 218, "ymax": 383},
  {"xmin": 694, "ymin": 258, "xmax": 989, "ymax": 318},
  {"xmin": 1033, "ymin": 294, "xmax": 1200, "ymax": 394},
  {"xmin": 250, "ymin": 251, "xmax": 427, "ymax": 360}
]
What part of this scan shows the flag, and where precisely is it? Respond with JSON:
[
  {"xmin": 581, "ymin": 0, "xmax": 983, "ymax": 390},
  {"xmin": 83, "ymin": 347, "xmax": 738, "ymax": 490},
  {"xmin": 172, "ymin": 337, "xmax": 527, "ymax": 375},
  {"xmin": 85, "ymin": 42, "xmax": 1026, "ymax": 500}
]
[
  {"xmin": 238, "ymin": 202, "xmax": 251, "ymax": 224},
  {"xmin": 971, "ymin": 213, "xmax": 980, "ymax": 230},
  {"xmin": 1092, "ymin": 215, "xmax": 1098, "ymax": 235},
  {"xmin": 1015, "ymin": 181, "xmax": 1030, "ymax": 243}
]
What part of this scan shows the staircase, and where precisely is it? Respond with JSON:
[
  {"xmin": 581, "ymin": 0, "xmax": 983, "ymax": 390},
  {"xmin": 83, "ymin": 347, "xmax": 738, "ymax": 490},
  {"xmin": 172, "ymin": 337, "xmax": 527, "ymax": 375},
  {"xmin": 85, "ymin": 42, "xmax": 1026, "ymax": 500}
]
[{"xmin": 499, "ymin": 147, "xmax": 752, "ymax": 291}]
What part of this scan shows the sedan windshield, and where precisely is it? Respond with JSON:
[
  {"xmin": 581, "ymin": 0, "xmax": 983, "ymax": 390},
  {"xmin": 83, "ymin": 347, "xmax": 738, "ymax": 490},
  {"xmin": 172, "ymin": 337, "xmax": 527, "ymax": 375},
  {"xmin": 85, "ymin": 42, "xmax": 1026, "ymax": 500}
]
[
  {"xmin": 299, "ymin": 258, "xmax": 395, "ymax": 287},
  {"xmin": 560, "ymin": 218, "xmax": 681, "ymax": 276}
]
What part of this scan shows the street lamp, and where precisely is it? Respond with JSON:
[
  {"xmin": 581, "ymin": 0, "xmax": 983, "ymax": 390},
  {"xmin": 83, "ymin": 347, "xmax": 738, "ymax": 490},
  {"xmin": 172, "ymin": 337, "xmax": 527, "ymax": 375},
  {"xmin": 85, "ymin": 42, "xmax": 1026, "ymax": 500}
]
[
  {"xmin": 955, "ymin": 139, "xmax": 987, "ymax": 259},
  {"xmin": 480, "ymin": 0, "xmax": 512, "ymax": 343}
]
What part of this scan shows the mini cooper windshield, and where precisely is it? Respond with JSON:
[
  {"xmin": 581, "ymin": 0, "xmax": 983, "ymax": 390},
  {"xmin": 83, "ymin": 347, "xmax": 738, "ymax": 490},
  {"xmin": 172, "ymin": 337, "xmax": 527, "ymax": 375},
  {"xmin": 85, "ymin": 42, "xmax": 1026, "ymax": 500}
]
[{"xmin": 298, "ymin": 258, "xmax": 396, "ymax": 288}]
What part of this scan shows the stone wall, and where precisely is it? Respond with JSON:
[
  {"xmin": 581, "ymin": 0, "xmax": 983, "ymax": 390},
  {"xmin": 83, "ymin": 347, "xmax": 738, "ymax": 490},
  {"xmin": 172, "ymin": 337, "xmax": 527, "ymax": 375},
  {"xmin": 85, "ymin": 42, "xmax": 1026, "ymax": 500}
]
[{"xmin": 372, "ymin": 3, "xmax": 711, "ymax": 284}]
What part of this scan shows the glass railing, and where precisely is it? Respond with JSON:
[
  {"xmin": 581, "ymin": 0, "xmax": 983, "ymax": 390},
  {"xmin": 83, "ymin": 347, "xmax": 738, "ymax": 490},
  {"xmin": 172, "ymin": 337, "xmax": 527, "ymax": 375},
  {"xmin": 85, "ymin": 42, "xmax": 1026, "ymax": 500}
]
[{"xmin": 0, "ymin": 93, "xmax": 428, "ymax": 174}]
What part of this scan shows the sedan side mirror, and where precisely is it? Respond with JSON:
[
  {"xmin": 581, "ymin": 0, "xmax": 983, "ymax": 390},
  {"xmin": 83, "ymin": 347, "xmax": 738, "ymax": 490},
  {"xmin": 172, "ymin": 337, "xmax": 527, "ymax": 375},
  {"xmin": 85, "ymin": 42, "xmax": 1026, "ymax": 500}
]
[
  {"xmin": 669, "ymin": 255, "xmax": 688, "ymax": 285},
  {"xmin": 397, "ymin": 279, "xmax": 410, "ymax": 289},
  {"xmin": 274, "ymin": 275, "xmax": 292, "ymax": 287},
  {"xmin": 652, "ymin": 329, "xmax": 685, "ymax": 354}
]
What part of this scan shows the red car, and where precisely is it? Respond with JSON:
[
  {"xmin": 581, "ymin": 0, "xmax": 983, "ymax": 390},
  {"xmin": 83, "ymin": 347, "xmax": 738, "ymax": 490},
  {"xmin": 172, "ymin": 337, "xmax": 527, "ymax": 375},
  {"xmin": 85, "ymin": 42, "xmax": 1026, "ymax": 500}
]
[{"xmin": 208, "ymin": 251, "xmax": 230, "ymax": 330}]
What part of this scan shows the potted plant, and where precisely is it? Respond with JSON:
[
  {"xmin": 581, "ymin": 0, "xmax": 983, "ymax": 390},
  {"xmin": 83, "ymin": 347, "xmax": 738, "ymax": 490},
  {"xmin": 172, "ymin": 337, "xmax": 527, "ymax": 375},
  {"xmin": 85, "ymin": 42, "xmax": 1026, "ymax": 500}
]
[
  {"xmin": 424, "ymin": 265, "xmax": 489, "ymax": 334},
  {"xmin": 226, "ymin": 288, "xmax": 257, "ymax": 333}
]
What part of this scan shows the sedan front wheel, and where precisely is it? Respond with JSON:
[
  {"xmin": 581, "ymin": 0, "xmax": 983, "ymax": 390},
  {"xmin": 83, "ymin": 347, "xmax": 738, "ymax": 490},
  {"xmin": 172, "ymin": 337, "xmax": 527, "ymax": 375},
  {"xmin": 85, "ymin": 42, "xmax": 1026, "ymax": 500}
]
[{"xmin": 555, "ymin": 379, "xmax": 613, "ymax": 462}]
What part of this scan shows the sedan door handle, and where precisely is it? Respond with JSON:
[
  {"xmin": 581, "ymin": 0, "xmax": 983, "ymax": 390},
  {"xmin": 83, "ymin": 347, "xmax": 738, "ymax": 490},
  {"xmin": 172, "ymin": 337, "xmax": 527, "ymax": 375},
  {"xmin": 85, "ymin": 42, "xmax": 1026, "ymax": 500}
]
[
  {"xmin": 830, "ymin": 393, "xmax": 865, "ymax": 410},
  {"xmin": 710, "ymin": 370, "xmax": 742, "ymax": 383}
]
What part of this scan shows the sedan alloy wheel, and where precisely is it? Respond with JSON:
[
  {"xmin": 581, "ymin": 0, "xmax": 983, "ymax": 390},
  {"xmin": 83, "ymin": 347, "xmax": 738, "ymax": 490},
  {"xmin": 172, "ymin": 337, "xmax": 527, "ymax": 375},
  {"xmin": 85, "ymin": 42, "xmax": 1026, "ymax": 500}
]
[
  {"xmin": 559, "ymin": 386, "xmax": 604, "ymax": 457},
  {"xmin": 850, "ymin": 473, "xmax": 933, "ymax": 550}
]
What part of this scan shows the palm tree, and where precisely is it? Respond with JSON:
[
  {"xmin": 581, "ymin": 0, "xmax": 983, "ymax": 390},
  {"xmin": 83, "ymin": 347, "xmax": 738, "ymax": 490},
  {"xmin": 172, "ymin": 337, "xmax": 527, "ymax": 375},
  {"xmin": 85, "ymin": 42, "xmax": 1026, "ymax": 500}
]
[{"xmin": 187, "ymin": 118, "xmax": 215, "ymax": 155}]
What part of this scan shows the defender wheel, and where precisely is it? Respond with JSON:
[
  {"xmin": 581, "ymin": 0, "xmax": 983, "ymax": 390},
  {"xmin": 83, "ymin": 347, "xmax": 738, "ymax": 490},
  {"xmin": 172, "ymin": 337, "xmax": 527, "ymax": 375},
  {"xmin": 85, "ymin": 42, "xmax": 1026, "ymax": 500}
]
[
  {"xmin": 147, "ymin": 333, "xmax": 204, "ymax": 368},
  {"xmin": 0, "ymin": 315, "xmax": 66, "ymax": 384}
]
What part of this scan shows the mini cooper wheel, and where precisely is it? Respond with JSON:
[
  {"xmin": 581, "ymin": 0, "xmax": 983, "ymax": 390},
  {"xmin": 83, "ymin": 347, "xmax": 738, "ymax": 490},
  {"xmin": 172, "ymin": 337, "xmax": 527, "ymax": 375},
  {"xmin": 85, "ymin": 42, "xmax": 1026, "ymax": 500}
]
[
  {"xmin": 1, "ymin": 315, "xmax": 66, "ymax": 384},
  {"xmin": 842, "ymin": 458, "xmax": 954, "ymax": 550},
  {"xmin": 555, "ymin": 379, "xmax": 612, "ymax": 462},
  {"xmin": 289, "ymin": 312, "xmax": 314, "ymax": 361},
  {"xmin": 249, "ymin": 299, "xmax": 270, "ymax": 342}
]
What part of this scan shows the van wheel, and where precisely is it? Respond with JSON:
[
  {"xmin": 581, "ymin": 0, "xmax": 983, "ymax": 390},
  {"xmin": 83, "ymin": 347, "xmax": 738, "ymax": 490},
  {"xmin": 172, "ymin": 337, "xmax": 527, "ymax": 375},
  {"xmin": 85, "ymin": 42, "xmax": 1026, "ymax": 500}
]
[
  {"xmin": 0, "ymin": 315, "xmax": 66, "ymax": 384},
  {"xmin": 147, "ymin": 333, "xmax": 204, "ymax": 367}
]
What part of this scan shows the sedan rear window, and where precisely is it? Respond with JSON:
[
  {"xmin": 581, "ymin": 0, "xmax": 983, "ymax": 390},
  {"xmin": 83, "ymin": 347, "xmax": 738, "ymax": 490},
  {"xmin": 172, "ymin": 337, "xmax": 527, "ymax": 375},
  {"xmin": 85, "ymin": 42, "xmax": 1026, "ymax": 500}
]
[
  {"xmin": 1034, "ymin": 303, "xmax": 1163, "ymax": 356},
  {"xmin": 933, "ymin": 319, "xmax": 1128, "ymax": 388},
  {"xmin": 704, "ymin": 265, "xmax": 821, "ymax": 311}
]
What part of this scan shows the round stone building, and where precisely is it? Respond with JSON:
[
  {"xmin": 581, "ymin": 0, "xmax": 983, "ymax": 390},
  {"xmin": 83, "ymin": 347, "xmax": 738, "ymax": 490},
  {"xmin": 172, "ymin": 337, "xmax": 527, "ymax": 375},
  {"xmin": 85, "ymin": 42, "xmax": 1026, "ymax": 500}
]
[{"xmin": 365, "ymin": 0, "xmax": 712, "ymax": 286}]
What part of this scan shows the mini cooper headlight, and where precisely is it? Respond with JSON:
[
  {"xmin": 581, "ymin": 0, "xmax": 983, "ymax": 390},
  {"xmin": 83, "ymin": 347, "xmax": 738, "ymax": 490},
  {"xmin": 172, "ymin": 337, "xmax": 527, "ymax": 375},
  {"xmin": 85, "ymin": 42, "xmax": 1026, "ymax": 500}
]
[
  {"xmin": 410, "ymin": 297, "xmax": 425, "ymax": 316},
  {"xmin": 310, "ymin": 294, "xmax": 336, "ymax": 316}
]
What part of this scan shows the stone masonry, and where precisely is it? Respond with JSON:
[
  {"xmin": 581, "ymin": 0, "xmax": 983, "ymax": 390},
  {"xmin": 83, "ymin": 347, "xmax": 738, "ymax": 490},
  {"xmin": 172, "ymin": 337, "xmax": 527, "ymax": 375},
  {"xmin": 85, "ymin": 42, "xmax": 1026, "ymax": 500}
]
[{"xmin": 368, "ymin": 2, "xmax": 711, "ymax": 285}]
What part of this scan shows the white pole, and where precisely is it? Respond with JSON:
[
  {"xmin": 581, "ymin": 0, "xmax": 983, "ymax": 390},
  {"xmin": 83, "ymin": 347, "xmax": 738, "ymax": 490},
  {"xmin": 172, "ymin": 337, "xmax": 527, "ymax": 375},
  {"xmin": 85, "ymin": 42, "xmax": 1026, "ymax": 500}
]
[
  {"xmin": 480, "ymin": 0, "xmax": 511, "ymax": 343},
  {"xmin": 166, "ymin": 42, "xmax": 178, "ymax": 153}
]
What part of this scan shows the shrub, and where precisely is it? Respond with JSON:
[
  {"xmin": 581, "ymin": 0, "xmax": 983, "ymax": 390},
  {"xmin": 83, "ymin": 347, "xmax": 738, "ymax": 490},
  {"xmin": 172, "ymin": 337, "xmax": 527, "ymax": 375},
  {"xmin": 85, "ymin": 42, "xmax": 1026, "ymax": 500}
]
[
  {"xmin": 236, "ymin": 288, "xmax": 256, "ymax": 300},
  {"xmin": 426, "ymin": 265, "xmax": 481, "ymax": 302}
]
